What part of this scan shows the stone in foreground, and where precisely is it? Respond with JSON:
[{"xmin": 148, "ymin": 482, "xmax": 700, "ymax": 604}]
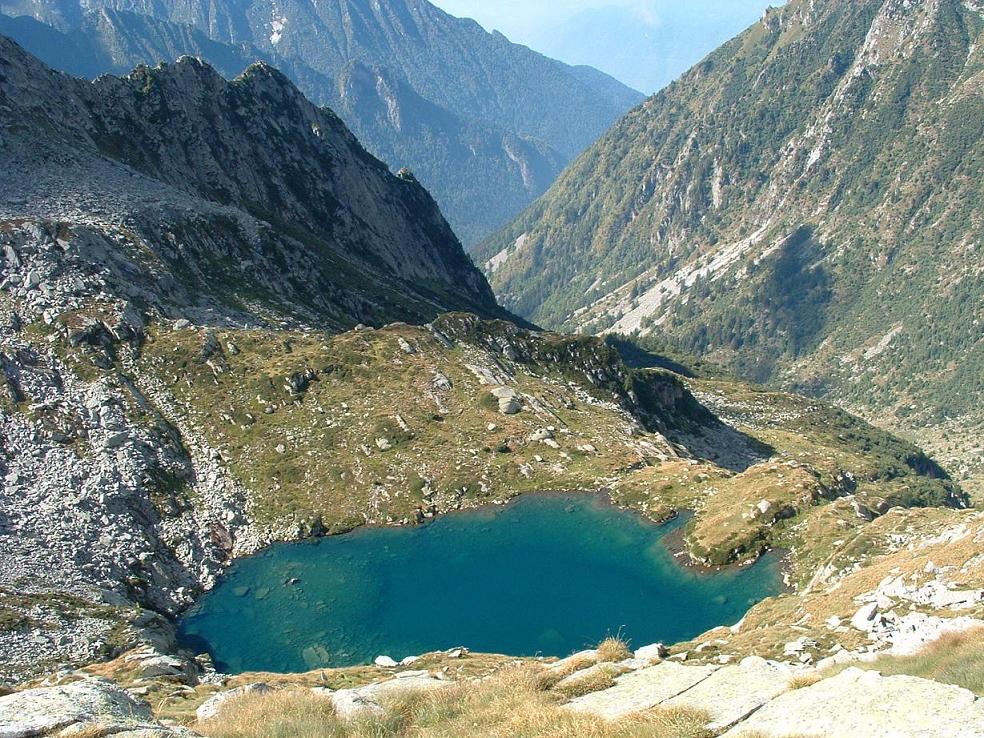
[
  {"xmin": 721, "ymin": 667, "xmax": 984, "ymax": 738},
  {"xmin": 565, "ymin": 661, "xmax": 717, "ymax": 719},
  {"xmin": 0, "ymin": 679, "xmax": 197, "ymax": 737},
  {"xmin": 661, "ymin": 657, "xmax": 796, "ymax": 731},
  {"xmin": 328, "ymin": 673, "xmax": 450, "ymax": 719},
  {"xmin": 196, "ymin": 683, "xmax": 272, "ymax": 721}
]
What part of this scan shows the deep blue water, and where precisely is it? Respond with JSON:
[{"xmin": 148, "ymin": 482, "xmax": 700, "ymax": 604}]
[{"xmin": 178, "ymin": 495, "xmax": 781, "ymax": 673}]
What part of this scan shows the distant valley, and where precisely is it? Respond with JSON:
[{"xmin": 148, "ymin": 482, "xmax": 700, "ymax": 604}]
[{"xmin": 480, "ymin": 0, "xmax": 984, "ymax": 497}]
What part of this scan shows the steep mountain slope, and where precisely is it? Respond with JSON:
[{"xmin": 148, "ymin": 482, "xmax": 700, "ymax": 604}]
[
  {"xmin": 481, "ymin": 0, "xmax": 984, "ymax": 488},
  {"xmin": 0, "ymin": 6, "xmax": 264, "ymax": 79},
  {"xmin": 0, "ymin": 0, "xmax": 643, "ymax": 244},
  {"xmin": 331, "ymin": 60, "xmax": 566, "ymax": 248},
  {"xmin": 63, "ymin": 0, "xmax": 643, "ymax": 155},
  {"xmin": 0, "ymin": 34, "xmax": 504, "ymax": 328}
]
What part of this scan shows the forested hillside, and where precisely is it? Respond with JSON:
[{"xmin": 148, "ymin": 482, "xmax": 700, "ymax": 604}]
[{"xmin": 480, "ymin": 0, "xmax": 983, "ymax": 490}]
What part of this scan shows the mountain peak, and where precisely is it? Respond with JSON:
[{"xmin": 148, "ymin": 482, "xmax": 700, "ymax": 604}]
[{"xmin": 0, "ymin": 35, "xmax": 505, "ymax": 328}]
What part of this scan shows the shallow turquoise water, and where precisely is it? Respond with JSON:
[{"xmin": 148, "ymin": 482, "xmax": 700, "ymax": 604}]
[{"xmin": 178, "ymin": 495, "xmax": 781, "ymax": 673}]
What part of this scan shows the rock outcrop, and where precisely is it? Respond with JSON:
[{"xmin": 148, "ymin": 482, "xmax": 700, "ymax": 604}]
[
  {"xmin": 0, "ymin": 34, "xmax": 504, "ymax": 331},
  {"xmin": 721, "ymin": 667, "xmax": 984, "ymax": 738},
  {"xmin": 567, "ymin": 661, "xmax": 718, "ymax": 719},
  {"xmin": 562, "ymin": 655, "xmax": 984, "ymax": 737},
  {"xmin": 0, "ymin": 679, "xmax": 198, "ymax": 736}
]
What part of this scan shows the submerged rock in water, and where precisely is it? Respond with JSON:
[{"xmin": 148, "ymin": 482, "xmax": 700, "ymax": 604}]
[{"xmin": 302, "ymin": 645, "xmax": 333, "ymax": 670}]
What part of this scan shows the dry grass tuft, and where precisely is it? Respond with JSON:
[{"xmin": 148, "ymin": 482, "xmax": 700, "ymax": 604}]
[
  {"xmin": 553, "ymin": 664, "xmax": 623, "ymax": 699},
  {"xmin": 196, "ymin": 665, "xmax": 712, "ymax": 738},
  {"xmin": 534, "ymin": 654, "xmax": 599, "ymax": 691},
  {"xmin": 597, "ymin": 636, "xmax": 632, "ymax": 663},
  {"xmin": 786, "ymin": 671, "xmax": 822, "ymax": 690},
  {"xmin": 198, "ymin": 690, "xmax": 343, "ymax": 738}
]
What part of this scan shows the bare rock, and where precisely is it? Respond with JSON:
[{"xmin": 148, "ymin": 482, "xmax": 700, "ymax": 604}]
[
  {"xmin": 721, "ymin": 667, "xmax": 984, "ymax": 738},
  {"xmin": 633, "ymin": 643, "xmax": 669, "ymax": 661},
  {"xmin": 661, "ymin": 657, "xmax": 796, "ymax": 732},
  {"xmin": 851, "ymin": 602, "xmax": 879, "ymax": 631},
  {"xmin": 566, "ymin": 661, "xmax": 718, "ymax": 719},
  {"xmin": 196, "ymin": 683, "xmax": 272, "ymax": 721},
  {"xmin": 0, "ymin": 679, "xmax": 197, "ymax": 737}
]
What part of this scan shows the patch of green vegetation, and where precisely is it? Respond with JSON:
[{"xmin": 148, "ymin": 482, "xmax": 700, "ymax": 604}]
[
  {"xmin": 136, "ymin": 322, "xmax": 670, "ymax": 528},
  {"xmin": 127, "ymin": 317, "xmax": 962, "ymax": 591},
  {"xmin": 0, "ymin": 606, "xmax": 35, "ymax": 633}
]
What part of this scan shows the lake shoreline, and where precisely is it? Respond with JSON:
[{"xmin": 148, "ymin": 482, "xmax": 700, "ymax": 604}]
[{"xmin": 180, "ymin": 492, "xmax": 784, "ymax": 673}]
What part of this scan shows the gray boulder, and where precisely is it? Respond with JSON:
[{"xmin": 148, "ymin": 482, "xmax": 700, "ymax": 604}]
[
  {"xmin": 0, "ymin": 679, "xmax": 198, "ymax": 737},
  {"xmin": 491, "ymin": 387, "xmax": 523, "ymax": 415},
  {"xmin": 327, "ymin": 673, "xmax": 450, "ymax": 719},
  {"xmin": 633, "ymin": 643, "xmax": 668, "ymax": 661},
  {"xmin": 851, "ymin": 602, "xmax": 879, "ymax": 631},
  {"xmin": 196, "ymin": 683, "xmax": 272, "ymax": 721}
]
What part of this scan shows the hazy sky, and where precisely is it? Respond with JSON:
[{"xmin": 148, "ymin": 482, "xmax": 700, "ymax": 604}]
[{"xmin": 430, "ymin": 1, "xmax": 779, "ymax": 93}]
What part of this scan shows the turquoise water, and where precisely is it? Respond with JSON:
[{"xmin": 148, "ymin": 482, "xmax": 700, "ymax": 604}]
[{"xmin": 178, "ymin": 495, "xmax": 781, "ymax": 673}]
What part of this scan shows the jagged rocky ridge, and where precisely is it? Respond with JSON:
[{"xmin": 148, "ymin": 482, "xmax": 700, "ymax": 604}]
[
  {"xmin": 0, "ymin": 34, "xmax": 504, "ymax": 329},
  {"xmin": 0, "ymin": 0, "xmax": 643, "ymax": 244},
  {"xmin": 480, "ymin": 0, "xmax": 984, "ymax": 488}
]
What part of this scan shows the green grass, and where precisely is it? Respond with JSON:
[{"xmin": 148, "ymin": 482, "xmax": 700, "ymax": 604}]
[{"xmin": 131, "ymin": 318, "xmax": 963, "ymax": 582}]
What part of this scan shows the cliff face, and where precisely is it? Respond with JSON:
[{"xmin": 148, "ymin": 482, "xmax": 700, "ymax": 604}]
[
  {"xmin": 0, "ymin": 34, "xmax": 503, "ymax": 328},
  {"xmin": 480, "ymin": 0, "xmax": 984, "ymax": 485}
]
